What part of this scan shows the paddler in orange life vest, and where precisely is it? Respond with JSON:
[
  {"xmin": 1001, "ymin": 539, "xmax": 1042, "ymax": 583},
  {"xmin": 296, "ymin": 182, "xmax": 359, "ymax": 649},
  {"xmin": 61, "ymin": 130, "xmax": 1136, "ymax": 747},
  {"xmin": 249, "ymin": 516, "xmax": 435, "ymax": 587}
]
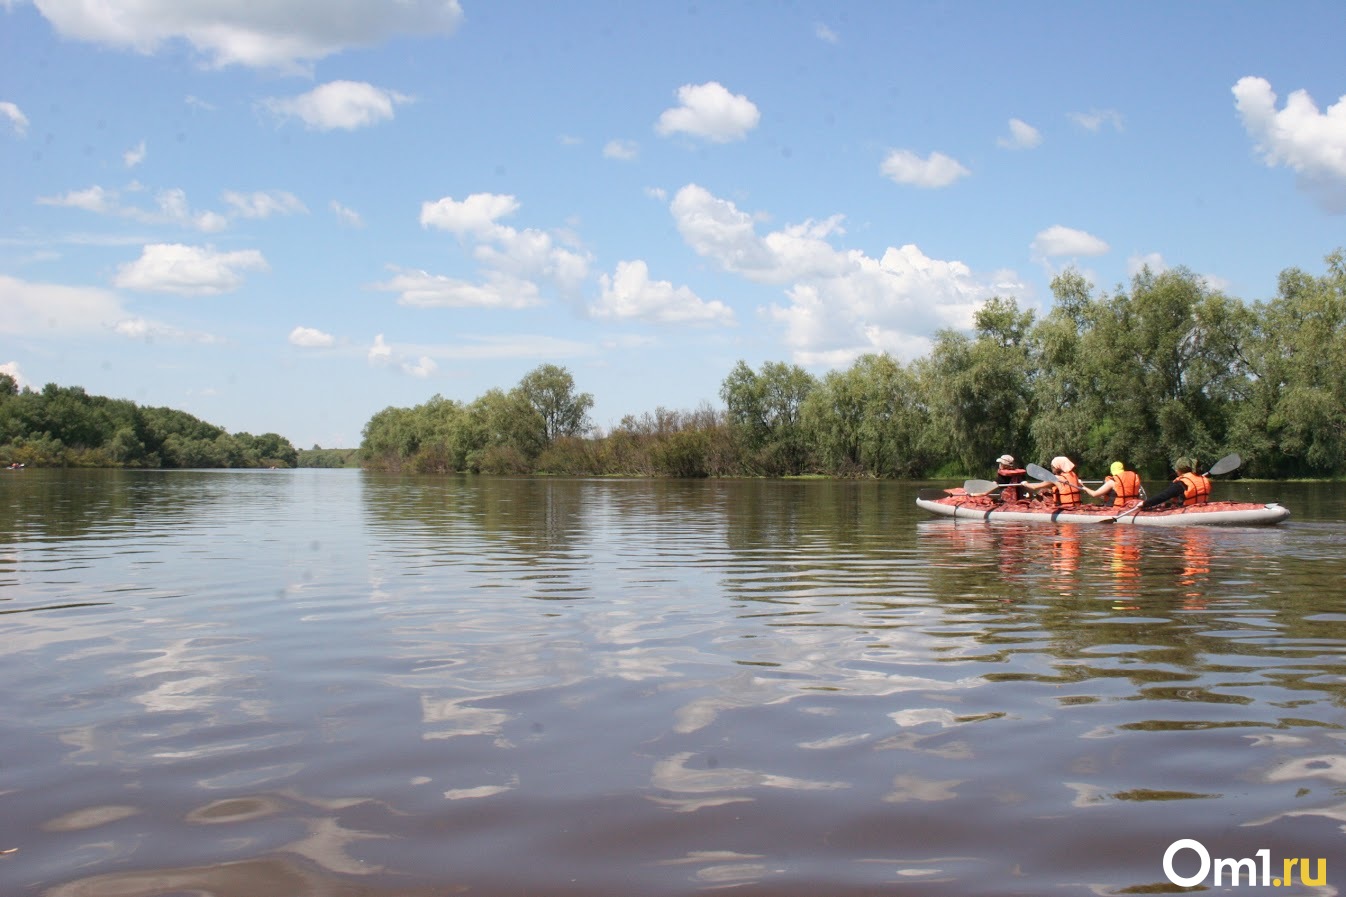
[
  {"xmin": 1085, "ymin": 460, "xmax": 1143, "ymax": 508},
  {"xmin": 1137, "ymin": 457, "xmax": 1212, "ymax": 509},
  {"xmin": 994, "ymin": 454, "xmax": 1027, "ymax": 501},
  {"xmin": 1026, "ymin": 456, "xmax": 1084, "ymax": 508}
]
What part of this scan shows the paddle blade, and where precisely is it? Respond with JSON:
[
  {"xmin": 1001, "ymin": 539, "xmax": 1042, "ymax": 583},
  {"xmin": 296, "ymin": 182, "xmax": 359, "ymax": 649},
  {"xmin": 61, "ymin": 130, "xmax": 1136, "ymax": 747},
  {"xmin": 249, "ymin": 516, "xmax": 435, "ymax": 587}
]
[
  {"xmin": 963, "ymin": 479, "xmax": 997, "ymax": 494},
  {"xmin": 1206, "ymin": 453, "xmax": 1241, "ymax": 476},
  {"xmin": 917, "ymin": 488, "xmax": 954, "ymax": 501},
  {"xmin": 1025, "ymin": 462, "xmax": 1061, "ymax": 484}
]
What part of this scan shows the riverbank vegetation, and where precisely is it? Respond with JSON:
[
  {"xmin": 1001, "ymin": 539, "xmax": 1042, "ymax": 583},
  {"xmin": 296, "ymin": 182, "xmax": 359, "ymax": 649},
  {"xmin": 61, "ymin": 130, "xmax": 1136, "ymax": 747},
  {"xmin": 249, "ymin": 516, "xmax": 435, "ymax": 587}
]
[
  {"xmin": 362, "ymin": 252, "xmax": 1346, "ymax": 481},
  {"xmin": 0, "ymin": 379, "xmax": 298, "ymax": 468}
]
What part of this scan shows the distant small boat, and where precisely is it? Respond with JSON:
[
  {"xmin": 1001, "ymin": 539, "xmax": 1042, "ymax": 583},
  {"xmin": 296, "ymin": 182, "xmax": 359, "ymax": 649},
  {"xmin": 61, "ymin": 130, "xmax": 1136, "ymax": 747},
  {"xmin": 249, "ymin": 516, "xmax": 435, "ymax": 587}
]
[{"xmin": 916, "ymin": 492, "xmax": 1290, "ymax": 527}]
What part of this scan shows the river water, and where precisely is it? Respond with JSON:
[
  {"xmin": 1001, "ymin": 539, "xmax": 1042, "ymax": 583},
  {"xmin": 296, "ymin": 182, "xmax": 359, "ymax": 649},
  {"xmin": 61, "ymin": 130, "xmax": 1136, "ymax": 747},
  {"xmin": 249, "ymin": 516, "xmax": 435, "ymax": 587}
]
[{"xmin": 1, "ymin": 470, "xmax": 1343, "ymax": 896}]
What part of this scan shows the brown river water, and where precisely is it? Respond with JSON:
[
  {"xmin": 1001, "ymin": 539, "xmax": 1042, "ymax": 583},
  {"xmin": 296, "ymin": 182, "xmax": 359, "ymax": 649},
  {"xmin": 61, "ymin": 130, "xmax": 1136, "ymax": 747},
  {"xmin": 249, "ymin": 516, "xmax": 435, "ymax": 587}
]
[{"xmin": 1, "ymin": 469, "xmax": 1344, "ymax": 896}]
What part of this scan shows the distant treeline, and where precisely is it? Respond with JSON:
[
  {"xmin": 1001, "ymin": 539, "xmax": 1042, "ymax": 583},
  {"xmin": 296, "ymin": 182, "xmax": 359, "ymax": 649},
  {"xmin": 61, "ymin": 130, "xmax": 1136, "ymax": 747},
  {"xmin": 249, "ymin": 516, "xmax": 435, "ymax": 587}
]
[
  {"xmin": 0, "ymin": 378, "xmax": 298, "ymax": 469},
  {"xmin": 297, "ymin": 447, "xmax": 361, "ymax": 468},
  {"xmin": 361, "ymin": 251, "xmax": 1345, "ymax": 481}
]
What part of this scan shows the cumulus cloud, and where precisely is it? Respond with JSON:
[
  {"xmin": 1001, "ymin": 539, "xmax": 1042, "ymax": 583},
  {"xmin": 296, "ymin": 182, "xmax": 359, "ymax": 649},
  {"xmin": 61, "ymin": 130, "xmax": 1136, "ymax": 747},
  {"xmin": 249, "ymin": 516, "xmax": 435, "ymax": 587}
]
[
  {"xmin": 1070, "ymin": 109, "xmax": 1124, "ymax": 132},
  {"xmin": 123, "ymin": 139, "xmax": 146, "ymax": 167},
  {"xmin": 330, "ymin": 200, "xmax": 363, "ymax": 227},
  {"xmin": 113, "ymin": 317, "xmax": 220, "ymax": 343},
  {"xmin": 880, "ymin": 149, "xmax": 971, "ymax": 188},
  {"xmin": 0, "ymin": 274, "xmax": 202, "ymax": 341},
  {"xmin": 36, "ymin": 185, "xmax": 311, "ymax": 230},
  {"xmin": 27, "ymin": 0, "xmax": 464, "ymax": 73},
  {"xmin": 38, "ymin": 185, "xmax": 117, "ymax": 213},
  {"xmin": 114, "ymin": 243, "xmax": 269, "ymax": 295},
  {"xmin": 1233, "ymin": 76, "xmax": 1346, "ymax": 213},
  {"xmin": 38, "ymin": 184, "xmax": 228, "ymax": 231},
  {"xmin": 415, "ymin": 192, "xmax": 592, "ymax": 303},
  {"xmin": 0, "ymin": 274, "xmax": 130, "ymax": 334},
  {"xmin": 223, "ymin": 190, "xmax": 308, "ymax": 218},
  {"xmin": 592, "ymin": 260, "xmax": 735, "ymax": 325},
  {"xmin": 997, "ymin": 118, "xmax": 1042, "ymax": 150},
  {"xmin": 373, "ymin": 267, "xmax": 543, "ymax": 309},
  {"xmin": 814, "ymin": 23, "xmax": 839, "ymax": 44},
  {"xmin": 420, "ymin": 192, "xmax": 521, "ymax": 237},
  {"xmin": 1030, "ymin": 226, "xmax": 1110, "ymax": 258},
  {"xmin": 1126, "ymin": 252, "xmax": 1168, "ymax": 279},
  {"xmin": 365, "ymin": 333, "xmax": 439, "ymax": 378},
  {"xmin": 263, "ymin": 81, "xmax": 412, "ymax": 131},
  {"xmin": 368, "ymin": 334, "xmax": 393, "ymax": 364},
  {"xmin": 656, "ymin": 82, "xmax": 760, "ymax": 143},
  {"xmin": 402, "ymin": 356, "xmax": 437, "ymax": 378},
  {"xmin": 289, "ymin": 325, "xmax": 335, "ymax": 348},
  {"xmin": 0, "ymin": 101, "xmax": 28, "ymax": 137},
  {"xmin": 1, "ymin": 360, "xmax": 27, "ymax": 389},
  {"xmin": 603, "ymin": 139, "xmax": 639, "ymax": 161},
  {"xmin": 669, "ymin": 184, "xmax": 1019, "ymax": 365}
]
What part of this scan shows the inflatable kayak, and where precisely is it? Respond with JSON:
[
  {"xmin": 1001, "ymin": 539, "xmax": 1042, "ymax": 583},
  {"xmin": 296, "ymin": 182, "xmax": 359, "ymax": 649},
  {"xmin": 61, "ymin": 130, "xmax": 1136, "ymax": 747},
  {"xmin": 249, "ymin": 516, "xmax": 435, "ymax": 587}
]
[{"xmin": 916, "ymin": 493, "xmax": 1290, "ymax": 527}]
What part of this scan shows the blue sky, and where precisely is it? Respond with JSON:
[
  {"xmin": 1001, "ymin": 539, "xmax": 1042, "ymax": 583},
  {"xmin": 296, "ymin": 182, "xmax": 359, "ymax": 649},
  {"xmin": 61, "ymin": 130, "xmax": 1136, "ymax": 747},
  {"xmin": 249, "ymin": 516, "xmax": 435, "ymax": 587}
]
[{"xmin": 2, "ymin": 1, "xmax": 1344, "ymax": 449}]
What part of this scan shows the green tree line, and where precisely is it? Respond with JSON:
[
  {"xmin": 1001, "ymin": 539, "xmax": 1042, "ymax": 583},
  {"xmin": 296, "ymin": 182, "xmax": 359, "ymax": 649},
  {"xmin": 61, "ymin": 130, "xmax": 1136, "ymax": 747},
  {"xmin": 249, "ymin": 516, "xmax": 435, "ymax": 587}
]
[
  {"xmin": 362, "ymin": 251, "xmax": 1345, "ymax": 481},
  {"xmin": 0, "ymin": 378, "xmax": 298, "ymax": 469}
]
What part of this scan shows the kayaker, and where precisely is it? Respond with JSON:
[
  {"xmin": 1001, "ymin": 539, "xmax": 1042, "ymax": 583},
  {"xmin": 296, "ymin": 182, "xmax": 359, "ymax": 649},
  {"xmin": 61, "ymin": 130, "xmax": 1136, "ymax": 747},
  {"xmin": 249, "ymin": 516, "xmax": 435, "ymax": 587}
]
[
  {"xmin": 1138, "ymin": 457, "xmax": 1212, "ymax": 509},
  {"xmin": 1086, "ymin": 460, "xmax": 1143, "ymax": 508},
  {"xmin": 994, "ymin": 454, "xmax": 1027, "ymax": 501},
  {"xmin": 1026, "ymin": 456, "xmax": 1083, "ymax": 508}
]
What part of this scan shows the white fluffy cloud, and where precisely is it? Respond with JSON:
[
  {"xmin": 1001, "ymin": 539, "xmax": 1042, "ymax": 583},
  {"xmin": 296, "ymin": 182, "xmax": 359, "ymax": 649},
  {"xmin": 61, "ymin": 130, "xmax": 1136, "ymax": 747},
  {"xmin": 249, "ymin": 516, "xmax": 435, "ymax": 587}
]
[
  {"xmin": 1070, "ymin": 109, "xmax": 1124, "ymax": 132},
  {"xmin": 415, "ymin": 193, "xmax": 592, "ymax": 303},
  {"xmin": 655, "ymin": 82, "xmax": 760, "ymax": 143},
  {"xmin": 365, "ymin": 334, "xmax": 439, "ymax": 378},
  {"xmin": 223, "ymin": 190, "xmax": 308, "ymax": 218},
  {"xmin": 38, "ymin": 185, "xmax": 116, "ymax": 213},
  {"xmin": 1030, "ymin": 226, "xmax": 1110, "ymax": 258},
  {"xmin": 123, "ymin": 139, "xmax": 146, "ymax": 167},
  {"xmin": 1, "ymin": 361, "xmax": 27, "ymax": 388},
  {"xmin": 114, "ymin": 243, "xmax": 269, "ymax": 295},
  {"xmin": 592, "ymin": 260, "xmax": 735, "ymax": 325},
  {"xmin": 603, "ymin": 139, "xmax": 639, "ymax": 161},
  {"xmin": 368, "ymin": 334, "xmax": 393, "ymax": 364},
  {"xmin": 27, "ymin": 0, "xmax": 464, "ymax": 72},
  {"xmin": 880, "ymin": 150, "xmax": 971, "ymax": 188},
  {"xmin": 420, "ymin": 193, "xmax": 521, "ymax": 237},
  {"xmin": 113, "ymin": 317, "xmax": 219, "ymax": 343},
  {"xmin": 374, "ymin": 267, "xmax": 542, "ymax": 309},
  {"xmin": 330, "ymin": 201, "xmax": 363, "ymax": 227},
  {"xmin": 263, "ymin": 81, "xmax": 412, "ymax": 131},
  {"xmin": 0, "ymin": 101, "xmax": 28, "ymax": 137},
  {"xmin": 997, "ymin": 118, "xmax": 1042, "ymax": 150},
  {"xmin": 1126, "ymin": 252, "xmax": 1168, "ymax": 279},
  {"xmin": 1233, "ymin": 76, "xmax": 1346, "ymax": 213},
  {"xmin": 0, "ymin": 274, "xmax": 130, "ymax": 334},
  {"xmin": 0, "ymin": 274, "xmax": 208, "ymax": 341},
  {"xmin": 289, "ymin": 326, "xmax": 335, "ymax": 348},
  {"xmin": 669, "ymin": 184, "xmax": 1017, "ymax": 365},
  {"xmin": 38, "ymin": 186, "xmax": 307, "ymax": 230}
]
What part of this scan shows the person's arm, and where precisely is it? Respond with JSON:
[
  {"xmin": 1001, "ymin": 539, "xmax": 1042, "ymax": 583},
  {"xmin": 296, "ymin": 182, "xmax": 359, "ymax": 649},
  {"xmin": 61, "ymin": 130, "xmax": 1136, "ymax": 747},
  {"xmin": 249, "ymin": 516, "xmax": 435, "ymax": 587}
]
[
  {"xmin": 1084, "ymin": 479, "xmax": 1115, "ymax": 499},
  {"xmin": 1141, "ymin": 481, "xmax": 1184, "ymax": 509}
]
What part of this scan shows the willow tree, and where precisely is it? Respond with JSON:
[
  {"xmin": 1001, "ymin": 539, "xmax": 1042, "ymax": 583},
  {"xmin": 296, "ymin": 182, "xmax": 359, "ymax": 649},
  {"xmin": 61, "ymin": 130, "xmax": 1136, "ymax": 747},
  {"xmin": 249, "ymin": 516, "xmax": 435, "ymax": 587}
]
[
  {"xmin": 515, "ymin": 364, "xmax": 594, "ymax": 445},
  {"xmin": 1234, "ymin": 249, "xmax": 1346, "ymax": 477},
  {"xmin": 801, "ymin": 352, "xmax": 930, "ymax": 477},
  {"xmin": 720, "ymin": 360, "xmax": 817, "ymax": 475},
  {"xmin": 926, "ymin": 296, "xmax": 1037, "ymax": 474}
]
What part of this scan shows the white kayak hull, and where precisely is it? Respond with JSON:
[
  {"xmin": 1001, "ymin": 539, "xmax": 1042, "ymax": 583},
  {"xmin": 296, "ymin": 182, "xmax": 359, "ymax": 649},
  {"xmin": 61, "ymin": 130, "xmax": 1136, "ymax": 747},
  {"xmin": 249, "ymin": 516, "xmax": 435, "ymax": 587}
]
[{"xmin": 915, "ymin": 497, "xmax": 1291, "ymax": 527}]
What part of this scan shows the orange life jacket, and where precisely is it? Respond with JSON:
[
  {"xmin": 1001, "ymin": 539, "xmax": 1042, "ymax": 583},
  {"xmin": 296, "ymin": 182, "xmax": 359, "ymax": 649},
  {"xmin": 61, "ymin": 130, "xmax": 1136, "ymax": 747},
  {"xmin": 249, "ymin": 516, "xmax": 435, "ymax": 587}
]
[
  {"xmin": 1176, "ymin": 471, "xmax": 1211, "ymax": 506},
  {"xmin": 1107, "ymin": 470, "xmax": 1142, "ymax": 507},
  {"xmin": 1053, "ymin": 470, "xmax": 1082, "ymax": 508}
]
